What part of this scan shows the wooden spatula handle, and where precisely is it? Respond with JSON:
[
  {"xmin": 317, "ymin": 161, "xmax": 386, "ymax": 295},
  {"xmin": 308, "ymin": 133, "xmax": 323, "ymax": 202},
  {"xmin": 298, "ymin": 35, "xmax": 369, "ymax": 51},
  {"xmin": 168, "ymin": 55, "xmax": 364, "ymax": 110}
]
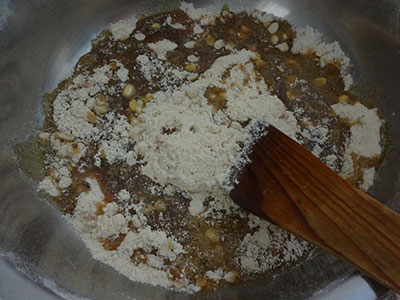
[{"xmin": 230, "ymin": 125, "xmax": 400, "ymax": 293}]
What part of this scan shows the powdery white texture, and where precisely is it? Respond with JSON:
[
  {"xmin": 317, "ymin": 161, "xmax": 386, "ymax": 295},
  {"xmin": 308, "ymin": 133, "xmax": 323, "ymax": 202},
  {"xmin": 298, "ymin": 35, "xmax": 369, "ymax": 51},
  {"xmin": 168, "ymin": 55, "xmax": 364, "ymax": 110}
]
[
  {"xmin": 75, "ymin": 229, "xmax": 198, "ymax": 292},
  {"xmin": 132, "ymin": 50, "xmax": 300, "ymax": 215},
  {"xmin": 38, "ymin": 177, "xmax": 59, "ymax": 197},
  {"xmin": 40, "ymin": 7, "xmax": 384, "ymax": 292},
  {"xmin": 204, "ymin": 268, "xmax": 237, "ymax": 283},
  {"xmin": 72, "ymin": 178, "xmax": 105, "ymax": 233},
  {"xmin": 332, "ymin": 102, "xmax": 382, "ymax": 157},
  {"xmin": 53, "ymin": 65, "xmax": 111, "ymax": 140},
  {"xmin": 331, "ymin": 101, "xmax": 383, "ymax": 189},
  {"xmin": 109, "ymin": 19, "xmax": 136, "ymax": 40},
  {"xmin": 148, "ymin": 39, "xmax": 178, "ymax": 60},
  {"xmin": 180, "ymin": 2, "xmax": 219, "ymax": 25},
  {"xmin": 135, "ymin": 54, "xmax": 193, "ymax": 91},
  {"xmin": 51, "ymin": 62, "xmax": 135, "ymax": 170},
  {"xmin": 291, "ymin": 26, "xmax": 353, "ymax": 90},
  {"xmin": 235, "ymin": 214, "xmax": 310, "ymax": 273},
  {"xmin": 360, "ymin": 167, "xmax": 376, "ymax": 191},
  {"xmin": 69, "ymin": 178, "xmax": 198, "ymax": 292},
  {"xmin": 205, "ymin": 268, "xmax": 224, "ymax": 280},
  {"xmin": 97, "ymin": 112, "xmax": 136, "ymax": 166},
  {"xmin": 115, "ymin": 62, "xmax": 129, "ymax": 82},
  {"xmin": 165, "ymin": 16, "xmax": 186, "ymax": 30},
  {"xmin": 38, "ymin": 158, "xmax": 73, "ymax": 196},
  {"xmin": 251, "ymin": 9, "xmax": 276, "ymax": 24},
  {"xmin": 188, "ymin": 194, "xmax": 205, "ymax": 216}
]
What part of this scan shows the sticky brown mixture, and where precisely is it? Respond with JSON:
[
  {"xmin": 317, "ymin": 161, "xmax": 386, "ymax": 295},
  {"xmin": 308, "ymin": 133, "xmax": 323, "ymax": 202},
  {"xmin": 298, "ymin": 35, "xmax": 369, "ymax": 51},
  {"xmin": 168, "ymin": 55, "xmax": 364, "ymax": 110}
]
[{"xmin": 18, "ymin": 5, "xmax": 384, "ymax": 292}]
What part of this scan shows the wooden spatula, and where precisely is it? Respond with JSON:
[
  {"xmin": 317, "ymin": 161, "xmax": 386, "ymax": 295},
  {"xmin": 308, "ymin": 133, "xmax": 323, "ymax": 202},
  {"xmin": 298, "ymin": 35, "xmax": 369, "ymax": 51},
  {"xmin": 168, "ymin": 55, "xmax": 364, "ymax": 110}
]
[{"xmin": 229, "ymin": 124, "xmax": 400, "ymax": 294}]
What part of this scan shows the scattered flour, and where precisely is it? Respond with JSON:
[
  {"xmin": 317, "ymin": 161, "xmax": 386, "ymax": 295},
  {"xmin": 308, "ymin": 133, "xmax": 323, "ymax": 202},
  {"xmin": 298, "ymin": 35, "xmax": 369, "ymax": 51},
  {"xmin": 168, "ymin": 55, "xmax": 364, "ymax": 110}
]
[
  {"xmin": 236, "ymin": 214, "xmax": 309, "ymax": 273},
  {"xmin": 39, "ymin": 177, "xmax": 59, "ymax": 197},
  {"xmin": 109, "ymin": 19, "xmax": 136, "ymax": 40},
  {"xmin": 180, "ymin": 2, "xmax": 219, "ymax": 25},
  {"xmin": 135, "ymin": 54, "xmax": 193, "ymax": 91},
  {"xmin": 37, "ymin": 2, "xmax": 384, "ymax": 294},
  {"xmin": 132, "ymin": 50, "xmax": 300, "ymax": 198},
  {"xmin": 332, "ymin": 101, "xmax": 383, "ymax": 187},
  {"xmin": 187, "ymin": 54, "xmax": 199, "ymax": 63},
  {"xmin": 134, "ymin": 32, "xmax": 146, "ymax": 41},
  {"xmin": 184, "ymin": 41, "xmax": 196, "ymax": 48},
  {"xmin": 68, "ymin": 177, "xmax": 199, "ymax": 292},
  {"xmin": 291, "ymin": 26, "xmax": 353, "ymax": 90},
  {"xmin": 214, "ymin": 39, "xmax": 225, "ymax": 50},
  {"xmin": 193, "ymin": 24, "xmax": 203, "ymax": 35},
  {"xmin": 165, "ymin": 16, "xmax": 186, "ymax": 30},
  {"xmin": 148, "ymin": 39, "xmax": 178, "ymax": 60}
]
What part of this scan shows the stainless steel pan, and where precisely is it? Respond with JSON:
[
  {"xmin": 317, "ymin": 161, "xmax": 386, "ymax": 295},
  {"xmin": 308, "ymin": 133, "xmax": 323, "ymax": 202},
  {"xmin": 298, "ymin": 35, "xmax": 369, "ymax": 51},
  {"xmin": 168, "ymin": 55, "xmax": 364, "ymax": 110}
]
[{"xmin": 1, "ymin": 0, "xmax": 399, "ymax": 299}]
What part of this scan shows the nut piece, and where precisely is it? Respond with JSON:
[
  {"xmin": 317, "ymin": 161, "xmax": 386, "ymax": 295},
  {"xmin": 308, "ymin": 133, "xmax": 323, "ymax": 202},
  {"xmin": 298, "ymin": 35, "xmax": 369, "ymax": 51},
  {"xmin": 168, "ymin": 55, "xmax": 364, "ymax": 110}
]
[
  {"xmin": 87, "ymin": 111, "xmax": 98, "ymax": 123},
  {"xmin": 151, "ymin": 22, "xmax": 161, "ymax": 30},
  {"xmin": 338, "ymin": 94, "xmax": 350, "ymax": 103},
  {"xmin": 269, "ymin": 34, "xmax": 279, "ymax": 45},
  {"xmin": 227, "ymin": 28, "xmax": 235, "ymax": 35},
  {"xmin": 277, "ymin": 42, "xmax": 289, "ymax": 52},
  {"xmin": 240, "ymin": 24, "xmax": 249, "ymax": 33},
  {"xmin": 205, "ymin": 35, "xmax": 216, "ymax": 46},
  {"xmin": 67, "ymin": 143, "xmax": 80, "ymax": 155},
  {"xmin": 56, "ymin": 132, "xmax": 74, "ymax": 142},
  {"xmin": 281, "ymin": 33, "xmax": 288, "ymax": 41},
  {"xmin": 38, "ymin": 132, "xmax": 50, "ymax": 140},
  {"xmin": 122, "ymin": 83, "xmax": 136, "ymax": 99},
  {"xmin": 184, "ymin": 63, "xmax": 198, "ymax": 72},
  {"xmin": 196, "ymin": 277, "xmax": 208, "ymax": 288},
  {"xmin": 154, "ymin": 199, "xmax": 167, "ymax": 212},
  {"xmin": 286, "ymin": 74, "xmax": 297, "ymax": 83},
  {"xmin": 129, "ymin": 99, "xmax": 139, "ymax": 112},
  {"xmin": 109, "ymin": 61, "xmax": 118, "ymax": 71},
  {"xmin": 314, "ymin": 77, "xmax": 327, "ymax": 87},
  {"xmin": 205, "ymin": 228, "xmax": 219, "ymax": 242},
  {"xmin": 255, "ymin": 59, "xmax": 266, "ymax": 68},
  {"xmin": 221, "ymin": 10, "xmax": 232, "ymax": 17},
  {"xmin": 95, "ymin": 94, "xmax": 107, "ymax": 106},
  {"xmin": 239, "ymin": 31, "xmax": 248, "ymax": 39},
  {"xmin": 143, "ymin": 93, "xmax": 153, "ymax": 103},
  {"xmin": 208, "ymin": 93, "xmax": 217, "ymax": 100},
  {"xmin": 268, "ymin": 22, "xmax": 279, "ymax": 34},
  {"xmin": 94, "ymin": 105, "xmax": 110, "ymax": 114},
  {"xmin": 286, "ymin": 89, "xmax": 297, "ymax": 100}
]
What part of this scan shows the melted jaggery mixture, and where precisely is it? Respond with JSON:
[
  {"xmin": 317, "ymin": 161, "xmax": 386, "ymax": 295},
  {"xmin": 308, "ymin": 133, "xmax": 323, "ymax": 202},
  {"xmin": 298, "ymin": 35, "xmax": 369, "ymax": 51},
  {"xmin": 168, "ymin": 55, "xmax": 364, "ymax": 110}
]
[{"xmin": 18, "ymin": 6, "xmax": 384, "ymax": 292}]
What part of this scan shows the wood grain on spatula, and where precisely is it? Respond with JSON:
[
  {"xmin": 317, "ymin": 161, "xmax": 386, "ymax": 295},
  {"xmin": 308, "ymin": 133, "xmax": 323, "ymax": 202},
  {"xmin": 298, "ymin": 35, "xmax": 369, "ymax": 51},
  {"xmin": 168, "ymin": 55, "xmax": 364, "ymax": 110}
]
[{"xmin": 229, "ymin": 125, "xmax": 400, "ymax": 293}]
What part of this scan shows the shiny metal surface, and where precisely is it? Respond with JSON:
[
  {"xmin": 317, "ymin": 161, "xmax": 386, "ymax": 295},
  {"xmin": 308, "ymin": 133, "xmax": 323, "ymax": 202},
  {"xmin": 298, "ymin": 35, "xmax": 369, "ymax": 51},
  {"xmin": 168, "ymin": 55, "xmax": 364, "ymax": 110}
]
[{"xmin": 0, "ymin": 0, "xmax": 399, "ymax": 299}]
